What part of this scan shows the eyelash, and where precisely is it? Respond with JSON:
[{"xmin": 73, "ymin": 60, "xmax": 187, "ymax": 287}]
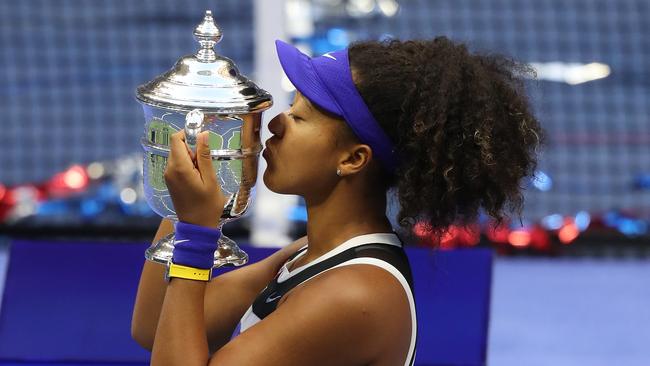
[{"xmin": 288, "ymin": 104, "xmax": 302, "ymax": 121}]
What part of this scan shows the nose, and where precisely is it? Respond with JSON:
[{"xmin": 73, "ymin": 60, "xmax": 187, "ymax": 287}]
[{"xmin": 267, "ymin": 111, "xmax": 287, "ymax": 137}]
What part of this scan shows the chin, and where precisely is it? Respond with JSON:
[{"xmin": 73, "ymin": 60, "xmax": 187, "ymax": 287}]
[
  {"xmin": 262, "ymin": 168, "xmax": 274, "ymax": 190},
  {"xmin": 262, "ymin": 167, "xmax": 297, "ymax": 195},
  {"xmin": 262, "ymin": 167, "xmax": 282, "ymax": 194}
]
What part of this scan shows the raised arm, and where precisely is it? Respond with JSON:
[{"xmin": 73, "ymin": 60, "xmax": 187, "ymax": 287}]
[
  {"xmin": 131, "ymin": 217, "xmax": 307, "ymax": 352},
  {"xmin": 130, "ymin": 218, "xmax": 174, "ymax": 350}
]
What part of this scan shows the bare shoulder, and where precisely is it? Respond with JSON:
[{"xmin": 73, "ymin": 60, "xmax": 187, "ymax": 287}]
[
  {"xmin": 209, "ymin": 262, "xmax": 412, "ymax": 366},
  {"xmin": 289, "ymin": 264, "xmax": 413, "ymax": 359},
  {"xmin": 287, "ymin": 262, "xmax": 412, "ymax": 314}
]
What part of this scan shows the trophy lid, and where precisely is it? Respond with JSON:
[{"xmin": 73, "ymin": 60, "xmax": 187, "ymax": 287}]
[{"xmin": 136, "ymin": 10, "xmax": 272, "ymax": 114}]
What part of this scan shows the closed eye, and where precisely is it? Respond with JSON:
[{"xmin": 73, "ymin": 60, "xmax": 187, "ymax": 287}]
[
  {"xmin": 288, "ymin": 113, "xmax": 303, "ymax": 121},
  {"xmin": 288, "ymin": 103, "xmax": 305, "ymax": 121}
]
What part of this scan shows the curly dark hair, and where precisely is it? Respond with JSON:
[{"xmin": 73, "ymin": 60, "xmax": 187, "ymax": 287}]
[{"xmin": 348, "ymin": 37, "xmax": 545, "ymax": 238}]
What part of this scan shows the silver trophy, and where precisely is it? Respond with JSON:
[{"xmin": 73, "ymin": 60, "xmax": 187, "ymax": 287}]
[{"xmin": 136, "ymin": 10, "xmax": 272, "ymax": 268}]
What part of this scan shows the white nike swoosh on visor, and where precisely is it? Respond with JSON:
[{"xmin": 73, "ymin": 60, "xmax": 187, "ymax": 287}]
[{"xmin": 323, "ymin": 53, "xmax": 337, "ymax": 60}]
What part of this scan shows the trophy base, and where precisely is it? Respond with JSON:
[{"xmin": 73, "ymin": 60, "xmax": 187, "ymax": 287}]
[{"xmin": 145, "ymin": 232, "xmax": 249, "ymax": 268}]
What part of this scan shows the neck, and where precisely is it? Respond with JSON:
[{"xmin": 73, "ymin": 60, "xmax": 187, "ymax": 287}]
[{"xmin": 303, "ymin": 180, "xmax": 392, "ymax": 260}]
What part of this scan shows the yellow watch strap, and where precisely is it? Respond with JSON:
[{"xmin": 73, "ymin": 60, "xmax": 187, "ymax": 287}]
[{"xmin": 167, "ymin": 263, "xmax": 212, "ymax": 282}]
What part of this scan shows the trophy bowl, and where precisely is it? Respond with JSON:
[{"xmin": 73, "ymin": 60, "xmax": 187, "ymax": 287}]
[{"xmin": 136, "ymin": 10, "xmax": 272, "ymax": 268}]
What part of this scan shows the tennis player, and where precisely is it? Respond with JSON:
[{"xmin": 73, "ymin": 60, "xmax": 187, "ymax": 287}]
[{"xmin": 132, "ymin": 37, "xmax": 543, "ymax": 365}]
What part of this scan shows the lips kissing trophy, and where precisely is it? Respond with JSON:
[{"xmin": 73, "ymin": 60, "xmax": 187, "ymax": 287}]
[{"xmin": 136, "ymin": 10, "xmax": 272, "ymax": 268}]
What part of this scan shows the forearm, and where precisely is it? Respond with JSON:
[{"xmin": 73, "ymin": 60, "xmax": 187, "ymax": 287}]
[
  {"xmin": 151, "ymin": 278, "xmax": 210, "ymax": 366},
  {"xmin": 131, "ymin": 218, "xmax": 174, "ymax": 349}
]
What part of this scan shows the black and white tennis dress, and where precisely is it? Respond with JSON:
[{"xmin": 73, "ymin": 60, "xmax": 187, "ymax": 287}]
[{"xmin": 238, "ymin": 233, "xmax": 417, "ymax": 366}]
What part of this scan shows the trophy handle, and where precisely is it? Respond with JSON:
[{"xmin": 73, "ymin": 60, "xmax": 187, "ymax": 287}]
[{"xmin": 184, "ymin": 109, "xmax": 205, "ymax": 153}]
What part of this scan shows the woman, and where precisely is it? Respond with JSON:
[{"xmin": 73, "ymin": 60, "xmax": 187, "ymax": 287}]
[{"xmin": 132, "ymin": 37, "xmax": 543, "ymax": 365}]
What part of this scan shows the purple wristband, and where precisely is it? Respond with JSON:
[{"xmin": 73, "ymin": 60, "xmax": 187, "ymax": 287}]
[{"xmin": 172, "ymin": 221, "xmax": 221, "ymax": 269}]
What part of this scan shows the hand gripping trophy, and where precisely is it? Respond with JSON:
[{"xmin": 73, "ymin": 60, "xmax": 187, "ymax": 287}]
[{"xmin": 136, "ymin": 10, "xmax": 272, "ymax": 268}]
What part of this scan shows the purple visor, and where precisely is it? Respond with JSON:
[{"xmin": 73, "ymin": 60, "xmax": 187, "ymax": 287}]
[{"xmin": 275, "ymin": 40, "xmax": 398, "ymax": 173}]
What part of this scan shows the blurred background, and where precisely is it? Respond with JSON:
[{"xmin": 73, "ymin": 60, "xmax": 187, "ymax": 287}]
[{"xmin": 0, "ymin": 0, "xmax": 648, "ymax": 365}]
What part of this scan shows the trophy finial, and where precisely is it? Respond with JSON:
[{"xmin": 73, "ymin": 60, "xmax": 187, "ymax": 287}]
[{"xmin": 193, "ymin": 10, "xmax": 222, "ymax": 62}]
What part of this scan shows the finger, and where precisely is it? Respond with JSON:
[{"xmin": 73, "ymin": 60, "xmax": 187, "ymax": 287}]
[
  {"xmin": 174, "ymin": 129, "xmax": 200, "ymax": 164},
  {"xmin": 195, "ymin": 131, "xmax": 218, "ymax": 185},
  {"xmin": 179, "ymin": 130, "xmax": 199, "ymax": 162},
  {"xmin": 168, "ymin": 131, "xmax": 194, "ymax": 173}
]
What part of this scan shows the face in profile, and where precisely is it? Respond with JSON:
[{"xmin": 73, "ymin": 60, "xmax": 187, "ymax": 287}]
[{"xmin": 262, "ymin": 92, "xmax": 349, "ymax": 198}]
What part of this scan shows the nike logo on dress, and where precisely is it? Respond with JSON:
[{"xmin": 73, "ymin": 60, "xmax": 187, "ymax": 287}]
[
  {"xmin": 265, "ymin": 293, "xmax": 282, "ymax": 303},
  {"xmin": 323, "ymin": 52, "xmax": 337, "ymax": 60}
]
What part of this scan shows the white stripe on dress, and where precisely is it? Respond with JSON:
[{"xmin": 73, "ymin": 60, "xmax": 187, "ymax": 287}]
[{"xmin": 277, "ymin": 233, "xmax": 403, "ymax": 283}]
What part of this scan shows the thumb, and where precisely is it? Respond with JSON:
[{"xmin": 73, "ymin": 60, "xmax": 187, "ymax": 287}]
[{"xmin": 196, "ymin": 131, "xmax": 217, "ymax": 184}]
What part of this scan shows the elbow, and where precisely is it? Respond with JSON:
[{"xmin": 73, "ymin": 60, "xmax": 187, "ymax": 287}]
[{"xmin": 131, "ymin": 320, "xmax": 154, "ymax": 352}]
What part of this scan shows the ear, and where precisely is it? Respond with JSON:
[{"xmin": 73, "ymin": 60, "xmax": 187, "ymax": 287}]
[{"xmin": 338, "ymin": 144, "xmax": 373, "ymax": 176}]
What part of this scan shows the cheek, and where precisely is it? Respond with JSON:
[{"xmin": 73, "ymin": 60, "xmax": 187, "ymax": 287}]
[{"xmin": 263, "ymin": 137, "xmax": 336, "ymax": 195}]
